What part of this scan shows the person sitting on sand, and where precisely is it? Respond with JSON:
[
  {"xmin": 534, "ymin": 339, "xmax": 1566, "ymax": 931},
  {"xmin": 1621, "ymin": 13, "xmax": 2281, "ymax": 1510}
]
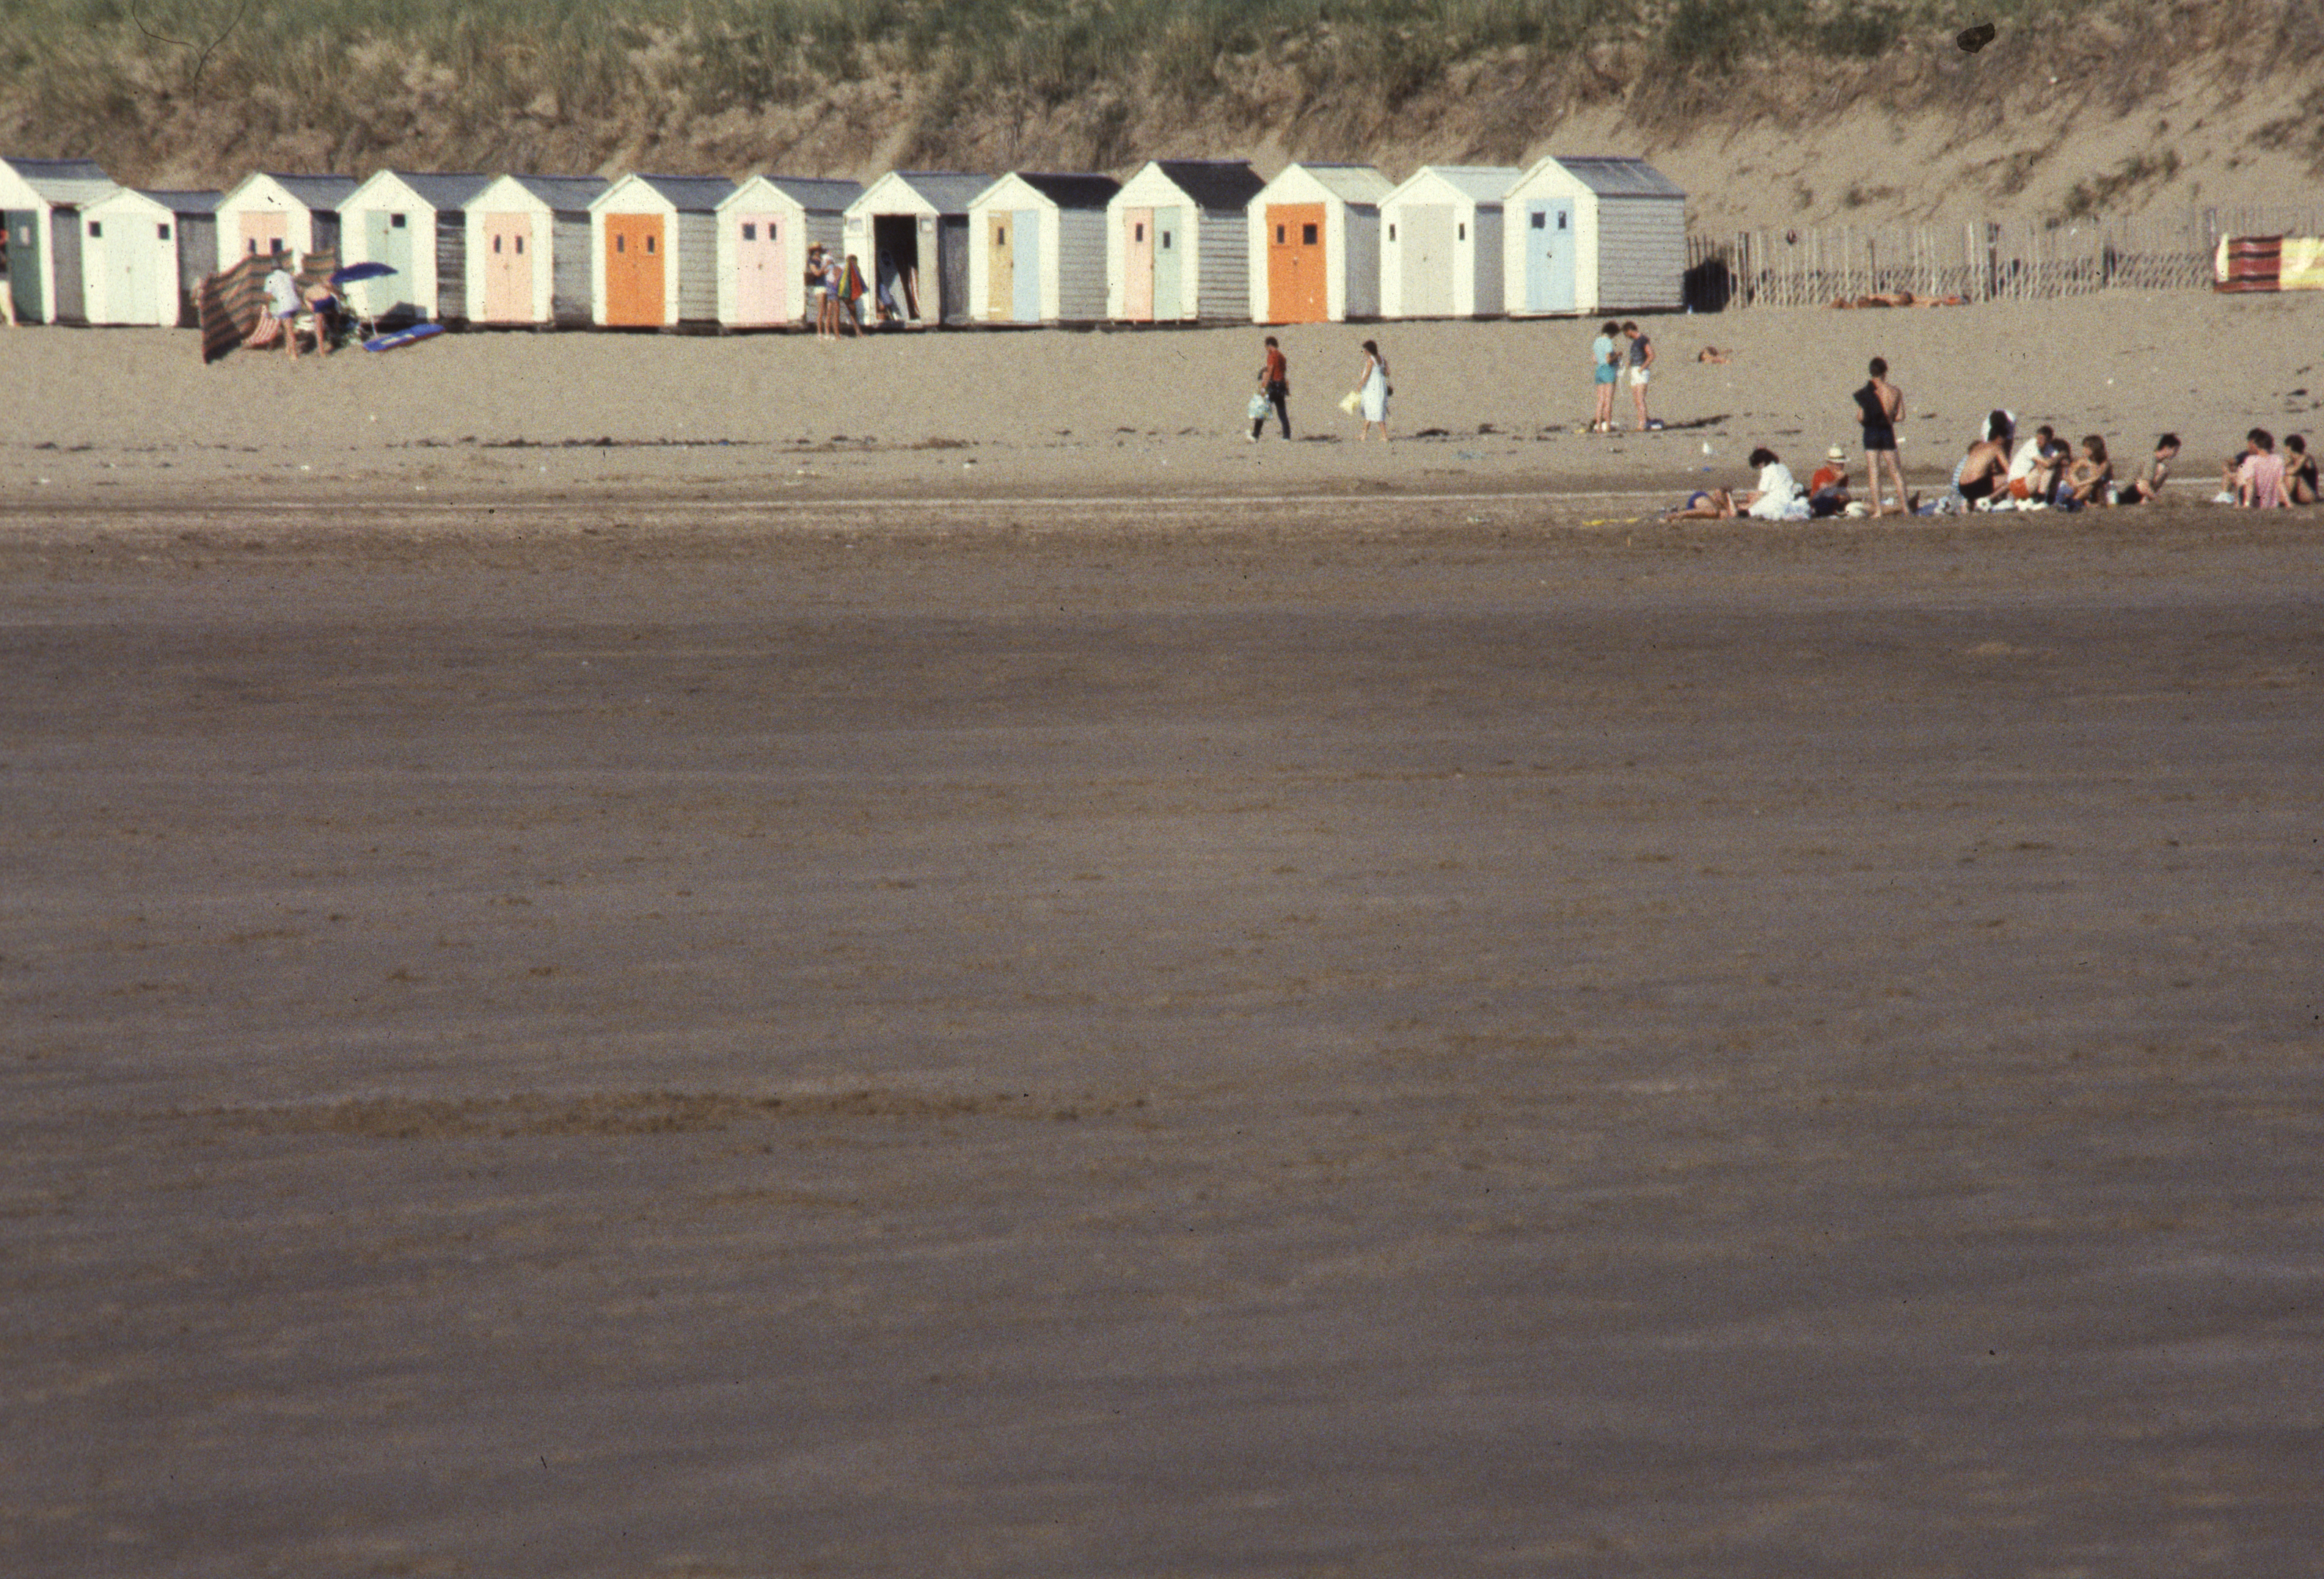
[
  {"xmin": 2114, "ymin": 434, "xmax": 2180, "ymax": 504},
  {"xmin": 2059, "ymin": 434, "xmax": 2113, "ymax": 510},
  {"xmin": 1665, "ymin": 447, "xmax": 1809, "ymax": 520},
  {"xmin": 1807, "ymin": 445, "xmax": 1853, "ymax": 517},
  {"xmin": 2284, "ymin": 434, "xmax": 2319, "ymax": 504},
  {"xmin": 2005, "ymin": 423, "xmax": 2058, "ymax": 503},
  {"xmin": 1952, "ymin": 410, "xmax": 2013, "ymax": 508},
  {"xmin": 2231, "ymin": 429, "xmax": 2288, "ymax": 507}
]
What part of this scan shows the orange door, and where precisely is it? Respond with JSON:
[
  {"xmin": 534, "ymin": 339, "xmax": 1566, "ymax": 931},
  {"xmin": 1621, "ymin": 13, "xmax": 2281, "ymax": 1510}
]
[
  {"xmin": 604, "ymin": 214, "xmax": 665, "ymax": 326},
  {"xmin": 241, "ymin": 210, "xmax": 290, "ymax": 260},
  {"xmin": 1265, "ymin": 203, "xmax": 1326, "ymax": 323},
  {"xmin": 482, "ymin": 213, "xmax": 533, "ymax": 321}
]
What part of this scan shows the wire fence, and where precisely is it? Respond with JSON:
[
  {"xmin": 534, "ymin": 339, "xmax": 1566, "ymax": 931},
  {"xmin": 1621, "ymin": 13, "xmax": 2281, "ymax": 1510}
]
[{"xmin": 1684, "ymin": 205, "xmax": 2324, "ymax": 310}]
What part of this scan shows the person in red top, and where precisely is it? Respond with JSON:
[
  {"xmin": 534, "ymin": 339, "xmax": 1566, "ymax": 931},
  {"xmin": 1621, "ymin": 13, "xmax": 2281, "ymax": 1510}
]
[
  {"xmin": 1251, "ymin": 335, "xmax": 1290, "ymax": 442},
  {"xmin": 1807, "ymin": 443, "xmax": 1852, "ymax": 515}
]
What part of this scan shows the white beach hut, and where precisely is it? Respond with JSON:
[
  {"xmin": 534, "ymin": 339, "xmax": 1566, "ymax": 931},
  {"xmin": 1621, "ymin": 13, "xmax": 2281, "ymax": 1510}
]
[
  {"xmin": 1, "ymin": 156, "xmax": 119, "ymax": 324},
  {"xmin": 714, "ymin": 175, "xmax": 859, "ymax": 329},
  {"xmin": 79, "ymin": 187, "xmax": 218, "ymax": 326},
  {"xmin": 588, "ymin": 173, "xmax": 734, "ymax": 328},
  {"xmin": 1246, "ymin": 162, "xmax": 1392, "ymax": 324},
  {"xmin": 215, "ymin": 172, "xmax": 359, "ymax": 266},
  {"xmin": 462, "ymin": 175, "xmax": 605, "ymax": 328},
  {"xmin": 1501, "ymin": 155, "xmax": 1687, "ymax": 317},
  {"xmin": 1106, "ymin": 159, "xmax": 1265, "ymax": 324},
  {"xmin": 841, "ymin": 172, "xmax": 992, "ymax": 326},
  {"xmin": 341, "ymin": 170, "xmax": 489, "ymax": 324},
  {"xmin": 965, "ymin": 172, "xmax": 1119, "ymax": 324},
  {"xmin": 1379, "ymin": 166, "xmax": 1519, "ymax": 319}
]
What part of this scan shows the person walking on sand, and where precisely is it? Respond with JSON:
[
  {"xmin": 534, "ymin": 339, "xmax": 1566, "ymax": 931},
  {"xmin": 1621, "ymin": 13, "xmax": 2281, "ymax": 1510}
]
[
  {"xmin": 1356, "ymin": 340, "xmax": 1390, "ymax": 442},
  {"xmin": 262, "ymin": 258, "xmax": 304, "ymax": 360},
  {"xmin": 1589, "ymin": 319, "xmax": 1620, "ymax": 432},
  {"xmin": 1622, "ymin": 321, "xmax": 1657, "ymax": 431},
  {"xmin": 1855, "ymin": 356, "xmax": 1906, "ymax": 514},
  {"xmin": 1251, "ymin": 335, "xmax": 1290, "ymax": 442}
]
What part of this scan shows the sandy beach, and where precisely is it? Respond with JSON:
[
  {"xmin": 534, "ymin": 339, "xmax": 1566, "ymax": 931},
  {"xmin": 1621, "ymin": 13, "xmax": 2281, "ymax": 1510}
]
[{"xmin": 4, "ymin": 297, "xmax": 2324, "ymax": 1575}]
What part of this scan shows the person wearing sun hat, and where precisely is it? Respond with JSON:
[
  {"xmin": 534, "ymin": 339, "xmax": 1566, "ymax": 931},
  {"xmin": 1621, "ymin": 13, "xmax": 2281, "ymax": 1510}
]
[{"xmin": 1807, "ymin": 443, "xmax": 1853, "ymax": 516}]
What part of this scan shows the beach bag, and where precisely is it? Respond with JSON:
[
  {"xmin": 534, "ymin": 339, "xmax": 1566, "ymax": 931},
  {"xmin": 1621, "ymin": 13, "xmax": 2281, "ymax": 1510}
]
[
  {"xmin": 1247, "ymin": 392, "xmax": 1271, "ymax": 421},
  {"xmin": 1337, "ymin": 390, "xmax": 1363, "ymax": 416}
]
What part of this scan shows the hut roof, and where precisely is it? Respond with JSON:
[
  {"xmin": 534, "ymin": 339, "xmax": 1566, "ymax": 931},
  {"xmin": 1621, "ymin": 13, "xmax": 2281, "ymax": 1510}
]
[
  {"xmin": 499, "ymin": 175, "xmax": 610, "ymax": 211},
  {"xmin": 1011, "ymin": 172, "xmax": 1122, "ymax": 210},
  {"xmin": 739, "ymin": 175, "xmax": 863, "ymax": 211},
  {"xmin": 1147, "ymin": 159, "xmax": 1265, "ymax": 212},
  {"xmin": 881, "ymin": 172, "xmax": 994, "ymax": 212},
  {"xmin": 1287, "ymin": 163, "xmax": 1394, "ymax": 205},
  {"xmin": 138, "ymin": 189, "xmax": 224, "ymax": 212},
  {"xmin": 1398, "ymin": 166, "xmax": 1521, "ymax": 203},
  {"xmin": 1552, "ymin": 156, "xmax": 1684, "ymax": 199},
  {"xmin": 620, "ymin": 173, "xmax": 739, "ymax": 211},
  {"xmin": 258, "ymin": 173, "xmax": 360, "ymax": 209},
  {"xmin": 377, "ymin": 171, "xmax": 492, "ymax": 211},
  {"xmin": 2, "ymin": 156, "xmax": 116, "ymax": 205}
]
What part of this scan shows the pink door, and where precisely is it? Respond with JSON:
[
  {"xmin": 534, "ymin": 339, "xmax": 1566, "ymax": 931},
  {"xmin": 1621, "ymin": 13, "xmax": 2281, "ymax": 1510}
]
[
  {"xmin": 735, "ymin": 213, "xmax": 784, "ymax": 325},
  {"xmin": 241, "ymin": 210, "xmax": 290, "ymax": 260},
  {"xmin": 482, "ymin": 212, "xmax": 533, "ymax": 321},
  {"xmin": 1123, "ymin": 208, "xmax": 1154, "ymax": 320}
]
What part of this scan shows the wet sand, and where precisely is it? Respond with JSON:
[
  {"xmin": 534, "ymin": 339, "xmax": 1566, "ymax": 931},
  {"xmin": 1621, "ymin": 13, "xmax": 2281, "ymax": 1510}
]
[{"xmin": 4, "ymin": 495, "xmax": 2320, "ymax": 1575}]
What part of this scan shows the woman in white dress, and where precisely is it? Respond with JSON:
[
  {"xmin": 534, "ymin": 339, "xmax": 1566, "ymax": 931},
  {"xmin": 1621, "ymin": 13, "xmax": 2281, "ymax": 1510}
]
[{"xmin": 1356, "ymin": 339, "xmax": 1389, "ymax": 442}]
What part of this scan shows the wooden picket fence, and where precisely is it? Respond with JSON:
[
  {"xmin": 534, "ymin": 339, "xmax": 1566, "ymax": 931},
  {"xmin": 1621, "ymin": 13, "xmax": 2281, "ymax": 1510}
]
[{"xmin": 1684, "ymin": 205, "xmax": 2324, "ymax": 310}]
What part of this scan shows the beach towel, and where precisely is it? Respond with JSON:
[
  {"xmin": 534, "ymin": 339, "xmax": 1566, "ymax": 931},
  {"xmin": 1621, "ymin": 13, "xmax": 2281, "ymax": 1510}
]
[
  {"xmin": 2215, "ymin": 234, "xmax": 2281, "ymax": 293},
  {"xmin": 2279, "ymin": 236, "xmax": 2324, "ymax": 291},
  {"xmin": 197, "ymin": 253, "xmax": 274, "ymax": 363}
]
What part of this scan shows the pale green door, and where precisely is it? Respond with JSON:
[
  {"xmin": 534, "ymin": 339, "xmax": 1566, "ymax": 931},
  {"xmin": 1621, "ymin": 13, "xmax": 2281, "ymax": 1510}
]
[
  {"xmin": 362, "ymin": 210, "xmax": 415, "ymax": 318},
  {"xmin": 1151, "ymin": 205, "xmax": 1184, "ymax": 318},
  {"xmin": 106, "ymin": 216, "xmax": 163, "ymax": 324}
]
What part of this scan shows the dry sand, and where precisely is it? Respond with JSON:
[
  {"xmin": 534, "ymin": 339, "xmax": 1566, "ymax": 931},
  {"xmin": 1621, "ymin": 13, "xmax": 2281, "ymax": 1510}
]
[{"xmin": 4, "ymin": 298, "xmax": 2324, "ymax": 1575}]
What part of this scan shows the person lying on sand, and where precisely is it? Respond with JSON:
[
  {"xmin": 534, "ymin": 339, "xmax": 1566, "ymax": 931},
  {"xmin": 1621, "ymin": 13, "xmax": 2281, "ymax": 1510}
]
[
  {"xmin": 1696, "ymin": 346, "xmax": 1732, "ymax": 364},
  {"xmin": 1665, "ymin": 447, "xmax": 1810, "ymax": 520},
  {"xmin": 2114, "ymin": 434, "xmax": 2180, "ymax": 503}
]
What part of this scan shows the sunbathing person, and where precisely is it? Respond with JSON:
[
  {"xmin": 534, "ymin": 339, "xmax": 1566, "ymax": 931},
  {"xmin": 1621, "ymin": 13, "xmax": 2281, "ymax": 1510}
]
[
  {"xmin": 1666, "ymin": 448, "xmax": 1810, "ymax": 520},
  {"xmin": 2284, "ymin": 434, "xmax": 2319, "ymax": 503},
  {"xmin": 1696, "ymin": 346, "xmax": 1732, "ymax": 364},
  {"xmin": 2059, "ymin": 435, "xmax": 2112, "ymax": 509},
  {"xmin": 2115, "ymin": 434, "xmax": 2180, "ymax": 503}
]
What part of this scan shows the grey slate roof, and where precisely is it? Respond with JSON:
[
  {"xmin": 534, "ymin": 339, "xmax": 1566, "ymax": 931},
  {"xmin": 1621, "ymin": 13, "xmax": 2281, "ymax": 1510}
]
[
  {"xmin": 503, "ymin": 175, "xmax": 610, "ymax": 212},
  {"xmin": 1149, "ymin": 159, "xmax": 1265, "ymax": 213},
  {"xmin": 140, "ymin": 189, "xmax": 223, "ymax": 213},
  {"xmin": 1012, "ymin": 172, "xmax": 1122, "ymax": 210},
  {"xmin": 751, "ymin": 175, "xmax": 862, "ymax": 211},
  {"xmin": 628, "ymin": 174, "xmax": 738, "ymax": 211},
  {"xmin": 1555, "ymin": 156, "xmax": 1685, "ymax": 199},
  {"xmin": 883, "ymin": 172, "xmax": 995, "ymax": 213},
  {"xmin": 3, "ymin": 155, "xmax": 117, "ymax": 205},
  {"xmin": 383, "ymin": 171, "xmax": 492, "ymax": 211},
  {"xmin": 263, "ymin": 173, "xmax": 360, "ymax": 210},
  {"xmin": 1400, "ymin": 166, "xmax": 1521, "ymax": 204}
]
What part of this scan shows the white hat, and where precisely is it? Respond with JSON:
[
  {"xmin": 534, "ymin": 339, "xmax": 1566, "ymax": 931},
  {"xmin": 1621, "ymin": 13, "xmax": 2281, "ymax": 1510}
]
[{"xmin": 1826, "ymin": 444, "xmax": 1846, "ymax": 461}]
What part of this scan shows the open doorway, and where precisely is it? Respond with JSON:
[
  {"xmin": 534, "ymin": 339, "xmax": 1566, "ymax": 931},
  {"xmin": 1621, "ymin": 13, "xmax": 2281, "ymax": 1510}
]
[{"xmin": 871, "ymin": 213, "xmax": 922, "ymax": 324}]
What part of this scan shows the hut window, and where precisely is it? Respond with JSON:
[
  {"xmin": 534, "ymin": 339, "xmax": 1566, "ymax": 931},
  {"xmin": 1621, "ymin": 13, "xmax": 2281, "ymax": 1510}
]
[
  {"xmin": 514, "ymin": 236, "xmax": 523, "ymax": 253},
  {"xmin": 1134, "ymin": 222, "xmax": 1144, "ymax": 241},
  {"xmin": 616, "ymin": 234, "xmax": 625, "ymax": 253},
  {"xmin": 1302, "ymin": 223, "xmax": 1317, "ymax": 244},
  {"xmin": 1458, "ymin": 222, "xmax": 1466, "ymax": 241},
  {"xmin": 1531, "ymin": 212, "xmax": 1544, "ymax": 230},
  {"xmin": 742, "ymin": 222, "xmax": 756, "ymax": 241},
  {"xmin": 88, "ymin": 220, "xmax": 101, "ymax": 238},
  {"xmin": 1161, "ymin": 231, "xmax": 1171, "ymax": 249},
  {"xmin": 1559, "ymin": 212, "xmax": 1568, "ymax": 230},
  {"xmin": 1387, "ymin": 223, "xmax": 1396, "ymax": 242},
  {"xmin": 646, "ymin": 234, "xmax": 656, "ymax": 253},
  {"xmin": 158, "ymin": 224, "xmax": 170, "ymax": 241},
  {"xmin": 492, "ymin": 236, "xmax": 502, "ymax": 253},
  {"xmin": 390, "ymin": 213, "xmax": 406, "ymax": 228},
  {"xmin": 1275, "ymin": 225, "xmax": 1284, "ymax": 244}
]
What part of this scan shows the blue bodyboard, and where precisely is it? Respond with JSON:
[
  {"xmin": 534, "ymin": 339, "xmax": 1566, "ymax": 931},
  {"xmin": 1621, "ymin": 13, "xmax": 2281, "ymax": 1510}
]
[{"xmin": 362, "ymin": 322, "xmax": 445, "ymax": 353}]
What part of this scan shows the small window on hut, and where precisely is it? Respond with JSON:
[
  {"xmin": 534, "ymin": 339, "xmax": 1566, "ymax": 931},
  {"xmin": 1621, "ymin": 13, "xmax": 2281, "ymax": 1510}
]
[
  {"xmin": 1531, "ymin": 212, "xmax": 1544, "ymax": 230},
  {"xmin": 1134, "ymin": 223, "xmax": 1144, "ymax": 242},
  {"xmin": 1161, "ymin": 231, "xmax": 1171, "ymax": 249},
  {"xmin": 1458, "ymin": 222, "xmax": 1466, "ymax": 241},
  {"xmin": 493, "ymin": 236, "xmax": 501, "ymax": 253},
  {"xmin": 88, "ymin": 220, "xmax": 101, "ymax": 238},
  {"xmin": 1559, "ymin": 212, "xmax": 1568, "ymax": 230},
  {"xmin": 390, "ymin": 214, "xmax": 406, "ymax": 228},
  {"xmin": 742, "ymin": 223, "xmax": 755, "ymax": 241},
  {"xmin": 158, "ymin": 224, "xmax": 170, "ymax": 241},
  {"xmin": 646, "ymin": 235, "xmax": 657, "ymax": 254},
  {"xmin": 1302, "ymin": 224, "xmax": 1317, "ymax": 245},
  {"xmin": 616, "ymin": 234, "xmax": 626, "ymax": 252},
  {"xmin": 515, "ymin": 236, "xmax": 524, "ymax": 254},
  {"xmin": 1387, "ymin": 223, "xmax": 1396, "ymax": 242},
  {"xmin": 1275, "ymin": 225, "xmax": 1284, "ymax": 244}
]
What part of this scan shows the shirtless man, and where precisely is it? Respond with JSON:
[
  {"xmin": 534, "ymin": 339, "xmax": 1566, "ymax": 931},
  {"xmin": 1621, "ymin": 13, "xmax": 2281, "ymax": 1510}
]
[
  {"xmin": 1954, "ymin": 411, "xmax": 2013, "ymax": 508},
  {"xmin": 1854, "ymin": 357, "xmax": 1906, "ymax": 515}
]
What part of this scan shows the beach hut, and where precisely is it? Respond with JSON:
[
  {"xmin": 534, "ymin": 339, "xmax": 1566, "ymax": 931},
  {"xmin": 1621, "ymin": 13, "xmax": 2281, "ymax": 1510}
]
[
  {"xmin": 1, "ymin": 156, "xmax": 119, "ymax": 324},
  {"xmin": 1246, "ymin": 162, "xmax": 1392, "ymax": 324},
  {"xmin": 1378, "ymin": 166, "xmax": 1519, "ymax": 319},
  {"xmin": 78, "ymin": 188, "xmax": 218, "ymax": 327},
  {"xmin": 341, "ymin": 170, "xmax": 489, "ymax": 324},
  {"xmin": 215, "ymin": 172, "xmax": 359, "ymax": 266},
  {"xmin": 841, "ymin": 172, "xmax": 992, "ymax": 327},
  {"xmin": 714, "ymin": 175, "xmax": 859, "ymax": 329},
  {"xmin": 461, "ymin": 175, "xmax": 606, "ymax": 328},
  {"xmin": 588, "ymin": 173, "xmax": 734, "ymax": 328},
  {"xmin": 1501, "ymin": 155, "xmax": 1687, "ymax": 317},
  {"xmin": 964, "ymin": 172, "xmax": 1119, "ymax": 324},
  {"xmin": 1106, "ymin": 159, "xmax": 1265, "ymax": 324}
]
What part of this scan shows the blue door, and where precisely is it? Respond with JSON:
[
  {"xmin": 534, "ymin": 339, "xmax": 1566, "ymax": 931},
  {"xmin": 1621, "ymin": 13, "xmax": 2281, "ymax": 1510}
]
[
  {"xmin": 1525, "ymin": 200, "xmax": 1575, "ymax": 313},
  {"xmin": 1011, "ymin": 208, "xmax": 1040, "ymax": 321}
]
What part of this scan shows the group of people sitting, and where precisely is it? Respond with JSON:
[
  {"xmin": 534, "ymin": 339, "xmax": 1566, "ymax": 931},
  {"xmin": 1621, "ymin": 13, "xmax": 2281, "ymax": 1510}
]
[
  {"xmin": 2214, "ymin": 429, "xmax": 2320, "ymax": 508},
  {"xmin": 1937, "ymin": 414, "xmax": 2165, "ymax": 513}
]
